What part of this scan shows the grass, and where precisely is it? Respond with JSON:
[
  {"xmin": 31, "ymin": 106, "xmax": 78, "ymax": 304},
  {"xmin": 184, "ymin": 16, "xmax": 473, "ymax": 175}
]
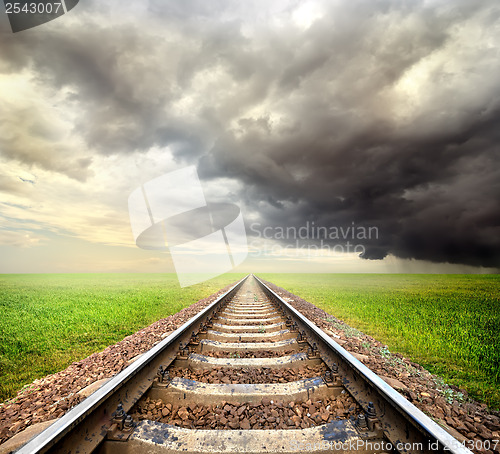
[
  {"xmin": 0, "ymin": 273, "xmax": 245, "ymax": 403},
  {"xmin": 259, "ymin": 273, "xmax": 500, "ymax": 409}
]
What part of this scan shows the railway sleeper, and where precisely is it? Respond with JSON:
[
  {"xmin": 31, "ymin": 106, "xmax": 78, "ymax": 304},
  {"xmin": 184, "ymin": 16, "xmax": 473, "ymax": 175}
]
[
  {"xmin": 205, "ymin": 329, "xmax": 296, "ymax": 342},
  {"xmin": 216, "ymin": 316, "xmax": 282, "ymax": 325},
  {"xmin": 148, "ymin": 376, "xmax": 343, "ymax": 405},
  {"xmin": 198, "ymin": 338, "xmax": 301, "ymax": 354},
  {"xmin": 98, "ymin": 420, "xmax": 387, "ymax": 454},
  {"xmin": 211, "ymin": 322, "xmax": 286, "ymax": 333}
]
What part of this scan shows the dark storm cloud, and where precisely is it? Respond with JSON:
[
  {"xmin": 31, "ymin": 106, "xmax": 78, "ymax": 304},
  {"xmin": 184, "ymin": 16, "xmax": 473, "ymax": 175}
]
[
  {"xmin": 195, "ymin": 0, "xmax": 500, "ymax": 269},
  {"xmin": 1, "ymin": 0, "xmax": 499, "ymax": 267},
  {"xmin": 0, "ymin": 17, "xmax": 216, "ymax": 160}
]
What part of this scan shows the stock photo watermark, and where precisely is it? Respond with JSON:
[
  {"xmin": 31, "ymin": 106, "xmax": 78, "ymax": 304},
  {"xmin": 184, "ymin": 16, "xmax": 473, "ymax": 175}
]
[
  {"xmin": 248, "ymin": 221, "xmax": 379, "ymax": 258},
  {"xmin": 289, "ymin": 438, "xmax": 500, "ymax": 452},
  {"xmin": 128, "ymin": 167, "xmax": 379, "ymax": 286},
  {"xmin": 3, "ymin": 0, "xmax": 79, "ymax": 32},
  {"xmin": 128, "ymin": 166, "xmax": 248, "ymax": 288}
]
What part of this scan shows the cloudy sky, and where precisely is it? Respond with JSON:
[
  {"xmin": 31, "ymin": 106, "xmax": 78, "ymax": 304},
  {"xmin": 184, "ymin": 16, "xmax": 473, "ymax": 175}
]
[{"xmin": 0, "ymin": 0, "xmax": 499, "ymax": 276}]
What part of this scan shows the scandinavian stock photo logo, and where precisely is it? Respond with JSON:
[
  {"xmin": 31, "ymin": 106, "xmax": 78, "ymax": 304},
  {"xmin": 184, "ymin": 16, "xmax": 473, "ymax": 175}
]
[{"xmin": 128, "ymin": 166, "xmax": 248, "ymax": 287}]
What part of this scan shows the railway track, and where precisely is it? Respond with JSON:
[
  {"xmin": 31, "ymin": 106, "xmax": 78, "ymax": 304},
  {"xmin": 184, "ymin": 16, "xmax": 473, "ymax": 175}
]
[{"xmin": 17, "ymin": 275, "xmax": 472, "ymax": 454}]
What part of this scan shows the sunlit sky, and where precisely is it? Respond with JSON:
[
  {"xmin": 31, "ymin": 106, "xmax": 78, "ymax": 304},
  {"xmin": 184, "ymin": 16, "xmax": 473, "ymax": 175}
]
[{"xmin": 1, "ymin": 1, "xmax": 499, "ymax": 276}]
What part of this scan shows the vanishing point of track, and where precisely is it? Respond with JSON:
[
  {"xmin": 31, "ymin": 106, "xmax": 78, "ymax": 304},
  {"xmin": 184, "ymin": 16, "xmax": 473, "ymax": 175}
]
[{"xmin": 17, "ymin": 275, "xmax": 472, "ymax": 454}]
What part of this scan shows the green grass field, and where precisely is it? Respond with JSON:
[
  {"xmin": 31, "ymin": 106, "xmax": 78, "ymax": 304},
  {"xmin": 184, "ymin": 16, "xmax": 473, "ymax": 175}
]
[
  {"xmin": 0, "ymin": 273, "xmax": 245, "ymax": 403},
  {"xmin": 1, "ymin": 273, "xmax": 499, "ymax": 410},
  {"xmin": 259, "ymin": 273, "xmax": 500, "ymax": 409}
]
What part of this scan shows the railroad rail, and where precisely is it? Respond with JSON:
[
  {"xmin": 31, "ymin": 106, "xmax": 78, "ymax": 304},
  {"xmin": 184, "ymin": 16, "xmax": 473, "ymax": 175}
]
[{"xmin": 16, "ymin": 274, "xmax": 472, "ymax": 454}]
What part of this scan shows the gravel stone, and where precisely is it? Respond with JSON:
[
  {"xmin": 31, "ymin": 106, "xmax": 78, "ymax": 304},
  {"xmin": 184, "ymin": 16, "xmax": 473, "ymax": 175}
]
[{"xmin": 130, "ymin": 396, "xmax": 361, "ymax": 430}]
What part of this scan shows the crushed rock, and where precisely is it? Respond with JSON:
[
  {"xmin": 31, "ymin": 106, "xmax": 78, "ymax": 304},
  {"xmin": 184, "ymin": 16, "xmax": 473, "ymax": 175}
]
[
  {"xmin": 131, "ymin": 396, "xmax": 360, "ymax": 430},
  {"xmin": 167, "ymin": 364, "xmax": 328, "ymax": 384}
]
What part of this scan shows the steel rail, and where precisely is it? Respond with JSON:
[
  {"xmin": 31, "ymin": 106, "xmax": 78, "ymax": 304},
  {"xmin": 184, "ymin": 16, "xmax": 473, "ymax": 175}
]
[
  {"xmin": 17, "ymin": 275, "xmax": 249, "ymax": 454},
  {"xmin": 254, "ymin": 274, "xmax": 472, "ymax": 454}
]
